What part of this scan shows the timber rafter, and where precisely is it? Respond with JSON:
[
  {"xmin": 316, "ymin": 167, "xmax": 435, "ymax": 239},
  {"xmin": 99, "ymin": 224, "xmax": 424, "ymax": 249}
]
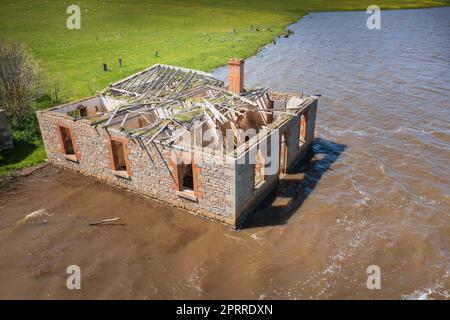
[{"xmin": 71, "ymin": 64, "xmax": 308, "ymax": 150}]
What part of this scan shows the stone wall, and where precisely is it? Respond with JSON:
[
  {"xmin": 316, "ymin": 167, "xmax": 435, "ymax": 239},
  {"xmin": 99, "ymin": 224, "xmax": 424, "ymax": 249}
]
[
  {"xmin": 0, "ymin": 110, "xmax": 13, "ymax": 152},
  {"xmin": 285, "ymin": 98, "xmax": 318, "ymax": 169},
  {"xmin": 233, "ymin": 98, "xmax": 318, "ymax": 226},
  {"xmin": 37, "ymin": 110, "xmax": 236, "ymax": 226},
  {"xmin": 36, "ymin": 97, "xmax": 318, "ymax": 228}
]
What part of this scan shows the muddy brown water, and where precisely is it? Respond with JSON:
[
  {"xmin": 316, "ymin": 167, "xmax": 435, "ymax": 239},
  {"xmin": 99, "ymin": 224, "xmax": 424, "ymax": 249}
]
[{"xmin": 1, "ymin": 8, "xmax": 449, "ymax": 299}]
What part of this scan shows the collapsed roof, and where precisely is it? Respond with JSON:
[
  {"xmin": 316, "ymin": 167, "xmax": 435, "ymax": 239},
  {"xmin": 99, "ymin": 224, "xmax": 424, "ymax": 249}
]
[{"xmin": 70, "ymin": 63, "xmax": 309, "ymax": 153}]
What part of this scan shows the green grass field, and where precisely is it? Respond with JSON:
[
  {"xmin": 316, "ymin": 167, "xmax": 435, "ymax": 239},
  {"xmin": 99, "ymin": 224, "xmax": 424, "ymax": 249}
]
[
  {"xmin": 1, "ymin": 0, "xmax": 448, "ymax": 99},
  {"xmin": 0, "ymin": 0, "xmax": 448, "ymax": 175},
  {"xmin": 0, "ymin": 140, "xmax": 45, "ymax": 175}
]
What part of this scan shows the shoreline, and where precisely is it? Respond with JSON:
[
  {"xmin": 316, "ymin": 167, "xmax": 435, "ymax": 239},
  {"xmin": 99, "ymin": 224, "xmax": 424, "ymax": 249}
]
[
  {"xmin": 0, "ymin": 161, "xmax": 50, "ymax": 189},
  {"xmin": 210, "ymin": 5, "xmax": 450, "ymax": 75},
  {"xmin": 1, "ymin": 5, "xmax": 449, "ymax": 177}
]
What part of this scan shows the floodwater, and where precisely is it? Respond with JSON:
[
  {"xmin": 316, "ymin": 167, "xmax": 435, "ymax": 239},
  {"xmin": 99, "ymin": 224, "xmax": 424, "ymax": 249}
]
[{"xmin": 1, "ymin": 8, "xmax": 449, "ymax": 299}]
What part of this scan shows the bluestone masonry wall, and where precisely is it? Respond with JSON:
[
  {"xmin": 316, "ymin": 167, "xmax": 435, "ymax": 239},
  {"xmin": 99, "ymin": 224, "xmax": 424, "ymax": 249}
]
[
  {"xmin": 37, "ymin": 98, "xmax": 317, "ymax": 228},
  {"xmin": 37, "ymin": 110, "xmax": 236, "ymax": 226}
]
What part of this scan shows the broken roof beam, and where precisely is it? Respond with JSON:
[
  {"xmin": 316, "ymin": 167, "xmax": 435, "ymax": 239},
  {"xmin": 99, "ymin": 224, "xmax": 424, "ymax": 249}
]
[
  {"xmin": 171, "ymin": 72, "xmax": 197, "ymax": 99},
  {"xmin": 119, "ymin": 113, "xmax": 130, "ymax": 129},
  {"xmin": 166, "ymin": 127, "xmax": 190, "ymax": 145},
  {"xmin": 144, "ymin": 67, "xmax": 175, "ymax": 98},
  {"xmin": 115, "ymin": 71, "xmax": 144, "ymax": 91},
  {"xmin": 102, "ymin": 105, "xmax": 123, "ymax": 128},
  {"xmin": 216, "ymin": 103, "xmax": 241, "ymax": 120},
  {"xmin": 203, "ymin": 110, "xmax": 220, "ymax": 144},
  {"xmin": 108, "ymin": 64, "xmax": 224, "ymax": 102},
  {"xmin": 90, "ymin": 104, "xmax": 140, "ymax": 126},
  {"xmin": 128, "ymin": 122, "xmax": 161, "ymax": 138},
  {"xmin": 73, "ymin": 110, "xmax": 109, "ymax": 121},
  {"xmin": 245, "ymin": 87, "xmax": 270, "ymax": 101},
  {"xmin": 136, "ymin": 66, "xmax": 169, "ymax": 96},
  {"xmin": 255, "ymin": 94, "xmax": 270, "ymax": 125},
  {"xmin": 106, "ymin": 112, "xmax": 149, "ymax": 130},
  {"xmin": 169, "ymin": 103, "xmax": 200, "ymax": 117},
  {"xmin": 127, "ymin": 115, "xmax": 170, "ymax": 138},
  {"xmin": 138, "ymin": 112, "xmax": 152, "ymax": 125},
  {"xmin": 147, "ymin": 68, "xmax": 181, "ymax": 99},
  {"xmin": 206, "ymin": 84, "xmax": 258, "ymax": 107},
  {"xmin": 110, "ymin": 64, "xmax": 159, "ymax": 88},
  {"xmin": 167, "ymin": 116, "xmax": 190, "ymax": 132},
  {"xmin": 202, "ymin": 98, "xmax": 227, "ymax": 124},
  {"xmin": 166, "ymin": 71, "xmax": 192, "ymax": 99},
  {"xmin": 143, "ymin": 122, "xmax": 169, "ymax": 146},
  {"xmin": 122, "ymin": 65, "xmax": 160, "ymax": 92},
  {"xmin": 180, "ymin": 83, "xmax": 211, "ymax": 99},
  {"xmin": 125, "ymin": 66, "xmax": 169, "ymax": 94},
  {"xmin": 108, "ymin": 87, "xmax": 140, "ymax": 97}
]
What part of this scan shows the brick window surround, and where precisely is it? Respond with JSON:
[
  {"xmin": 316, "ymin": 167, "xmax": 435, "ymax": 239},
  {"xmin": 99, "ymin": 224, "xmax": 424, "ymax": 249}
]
[
  {"xmin": 299, "ymin": 110, "xmax": 309, "ymax": 145},
  {"xmin": 169, "ymin": 152, "xmax": 202, "ymax": 199},
  {"xmin": 280, "ymin": 132, "xmax": 288, "ymax": 174},
  {"xmin": 56, "ymin": 124, "xmax": 80, "ymax": 160},
  {"xmin": 254, "ymin": 152, "xmax": 266, "ymax": 189},
  {"xmin": 107, "ymin": 136, "xmax": 132, "ymax": 177}
]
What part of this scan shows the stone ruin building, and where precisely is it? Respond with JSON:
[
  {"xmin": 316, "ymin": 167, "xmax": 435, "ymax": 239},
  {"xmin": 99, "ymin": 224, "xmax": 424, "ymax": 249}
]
[{"xmin": 37, "ymin": 58, "xmax": 318, "ymax": 228}]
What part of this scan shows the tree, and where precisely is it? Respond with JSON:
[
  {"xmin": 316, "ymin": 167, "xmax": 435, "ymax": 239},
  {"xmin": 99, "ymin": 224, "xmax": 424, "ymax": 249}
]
[
  {"xmin": 0, "ymin": 39, "xmax": 41, "ymax": 127},
  {"xmin": 48, "ymin": 74, "xmax": 64, "ymax": 105}
]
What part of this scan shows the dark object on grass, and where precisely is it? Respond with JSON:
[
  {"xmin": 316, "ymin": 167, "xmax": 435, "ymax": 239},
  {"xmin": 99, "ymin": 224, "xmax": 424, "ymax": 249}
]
[{"xmin": 282, "ymin": 29, "xmax": 295, "ymax": 38}]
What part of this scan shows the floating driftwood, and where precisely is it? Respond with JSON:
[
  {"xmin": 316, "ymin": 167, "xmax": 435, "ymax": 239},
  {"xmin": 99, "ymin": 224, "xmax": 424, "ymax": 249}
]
[
  {"xmin": 0, "ymin": 208, "xmax": 52, "ymax": 231},
  {"xmin": 88, "ymin": 217, "xmax": 124, "ymax": 226},
  {"xmin": 18, "ymin": 208, "xmax": 52, "ymax": 225}
]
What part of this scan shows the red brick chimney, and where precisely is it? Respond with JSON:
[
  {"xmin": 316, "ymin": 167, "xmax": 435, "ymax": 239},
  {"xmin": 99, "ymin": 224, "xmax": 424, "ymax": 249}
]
[{"xmin": 228, "ymin": 58, "xmax": 244, "ymax": 93}]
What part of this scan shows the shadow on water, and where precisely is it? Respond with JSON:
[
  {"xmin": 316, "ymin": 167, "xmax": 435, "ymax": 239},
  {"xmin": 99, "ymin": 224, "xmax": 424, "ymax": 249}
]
[{"xmin": 242, "ymin": 138, "xmax": 347, "ymax": 229}]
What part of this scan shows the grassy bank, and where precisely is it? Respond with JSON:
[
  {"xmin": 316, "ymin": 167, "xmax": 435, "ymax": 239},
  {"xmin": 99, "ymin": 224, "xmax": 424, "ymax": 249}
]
[
  {"xmin": 0, "ymin": 0, "xmax": 448, "ymax": 175},
  {"xmin": 1, "ymin": 0, "xmax": 448, "ymax": 99},
  {"xmin": 0, "ymin": 140, "xmax": 45, "ymax": 175}
]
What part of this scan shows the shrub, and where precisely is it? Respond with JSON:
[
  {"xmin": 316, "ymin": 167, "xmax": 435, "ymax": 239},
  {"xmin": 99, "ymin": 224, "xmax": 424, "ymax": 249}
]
[{"xmin": 0, "ymin": 39, "xmax": 41, "ymax": 129}]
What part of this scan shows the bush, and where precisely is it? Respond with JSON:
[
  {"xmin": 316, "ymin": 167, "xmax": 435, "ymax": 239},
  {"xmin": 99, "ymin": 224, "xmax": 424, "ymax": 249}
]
[
  {"xmin": 0, "ymin": 40, "xmax": 63, "ymax": 174},
  {"xmin": 0, "ymin": 39, "xmax": 41, "ymax": 127},
  {"xmin": 10, "ymin": 94, "xmax": 57, "ymax": 145},
  {"xmin": 0, "ymin": 39, "xmax": 64, "ymax": 146}
]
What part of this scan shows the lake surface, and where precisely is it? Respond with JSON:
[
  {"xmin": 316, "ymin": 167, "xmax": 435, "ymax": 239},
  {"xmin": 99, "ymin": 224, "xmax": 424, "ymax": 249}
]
[{"xmin": 0, "ymin": 8, "xmax": 449, "ymax": 299}]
